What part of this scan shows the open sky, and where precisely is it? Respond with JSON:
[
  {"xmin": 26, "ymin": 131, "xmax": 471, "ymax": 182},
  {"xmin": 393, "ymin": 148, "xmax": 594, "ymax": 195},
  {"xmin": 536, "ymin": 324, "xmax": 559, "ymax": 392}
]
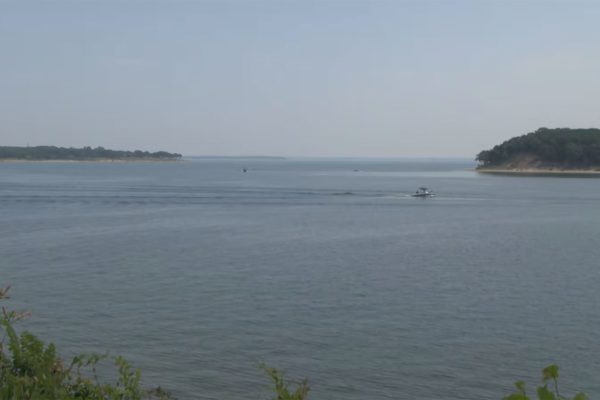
[{"xmin": 2, "ymin": 1, "xmax": 600, "ymax": 157}]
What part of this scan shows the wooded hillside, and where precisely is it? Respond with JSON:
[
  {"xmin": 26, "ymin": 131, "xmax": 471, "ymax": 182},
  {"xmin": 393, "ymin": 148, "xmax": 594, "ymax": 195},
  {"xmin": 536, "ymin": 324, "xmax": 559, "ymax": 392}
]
[{"xmin": 477, "ymin": 128, "xmax": 600, "ymax": 168}]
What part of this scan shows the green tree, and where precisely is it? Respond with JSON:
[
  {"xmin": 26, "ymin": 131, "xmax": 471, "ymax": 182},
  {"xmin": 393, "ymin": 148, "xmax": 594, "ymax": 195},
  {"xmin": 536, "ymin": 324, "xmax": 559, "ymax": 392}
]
[{"xmin": 476, "ymin": 127, "xmax": 600, "ymax": 168}]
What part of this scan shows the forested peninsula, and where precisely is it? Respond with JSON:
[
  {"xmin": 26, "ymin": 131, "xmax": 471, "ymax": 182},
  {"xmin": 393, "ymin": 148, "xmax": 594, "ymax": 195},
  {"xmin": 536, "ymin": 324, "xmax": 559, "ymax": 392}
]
[
  {"xmin": 476, "ymin": 128, "xmax": 600, "ymax": 174},
  {"xmin": 0, "ymin": 146, "xmax": 182, "ymax": 161}
]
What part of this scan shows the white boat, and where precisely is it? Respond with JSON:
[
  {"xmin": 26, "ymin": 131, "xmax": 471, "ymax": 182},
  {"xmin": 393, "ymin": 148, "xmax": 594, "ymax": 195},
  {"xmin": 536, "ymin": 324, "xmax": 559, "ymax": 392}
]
[{"xmin": 412, "ymin": 187, "xmax": 435, "ymax": 198}]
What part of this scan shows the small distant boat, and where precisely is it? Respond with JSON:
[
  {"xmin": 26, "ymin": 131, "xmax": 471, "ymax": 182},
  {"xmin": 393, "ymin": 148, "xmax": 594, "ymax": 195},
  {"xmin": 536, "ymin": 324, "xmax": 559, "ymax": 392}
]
[
  {"xmin": 242, "ymin": 168, "xmax": 248, "ymax": 173},
  {"xmin": 412, "ymin": 187, "xmax": 435, "ymax": 198}
]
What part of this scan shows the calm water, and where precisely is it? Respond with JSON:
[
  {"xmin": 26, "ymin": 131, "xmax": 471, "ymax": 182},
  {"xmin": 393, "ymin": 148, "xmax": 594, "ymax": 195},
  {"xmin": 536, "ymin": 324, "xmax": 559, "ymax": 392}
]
[{"xmin": 1, "ymin": 158, "xmax": 599, "ymax": 399}]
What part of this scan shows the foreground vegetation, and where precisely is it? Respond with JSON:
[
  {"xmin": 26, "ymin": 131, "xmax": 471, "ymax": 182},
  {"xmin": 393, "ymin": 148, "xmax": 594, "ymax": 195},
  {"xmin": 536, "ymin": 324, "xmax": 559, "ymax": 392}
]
[
  {"xmin": 477, "ymin": 128, "xmax": 600, "ymax": 168},
  {"xmin": 503, "ymin": 365, "xmax": 587, "ymax": 400},
  {"xmin": 0, "ymin": 286, "xmax": 308, "ymax": 400},
  {"xmin": 0, "ymin": 286, "xmax": 587, "ymax": 399},
  {"xmin": 1, "ymin": 286, "xmax": 171, "ymax": 399},
  {"xmin": 0, "ymin": 146, "xmax": 182, "ymax": 161}
]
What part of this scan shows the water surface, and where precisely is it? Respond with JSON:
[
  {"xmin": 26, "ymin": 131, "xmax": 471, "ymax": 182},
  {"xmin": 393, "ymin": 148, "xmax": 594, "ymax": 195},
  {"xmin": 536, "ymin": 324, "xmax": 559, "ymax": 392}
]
[{"xmin": 1, "ymin": 158, "xmax": 599, "ymax": 399}]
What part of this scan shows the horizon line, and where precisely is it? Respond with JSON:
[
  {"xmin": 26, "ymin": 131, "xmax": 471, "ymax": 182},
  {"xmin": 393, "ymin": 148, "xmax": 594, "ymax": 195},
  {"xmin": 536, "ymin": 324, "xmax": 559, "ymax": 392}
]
[{"xmin": 185, "ymin": 155, "xmax": 476, "ymax": 160}]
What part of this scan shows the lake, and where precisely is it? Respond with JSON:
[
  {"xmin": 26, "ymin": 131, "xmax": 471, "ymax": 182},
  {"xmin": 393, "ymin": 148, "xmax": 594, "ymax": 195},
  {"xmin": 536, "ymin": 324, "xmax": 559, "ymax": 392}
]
[{"xmin": 1, "ymin": 158, "xmax": 599, "ymax": 399}]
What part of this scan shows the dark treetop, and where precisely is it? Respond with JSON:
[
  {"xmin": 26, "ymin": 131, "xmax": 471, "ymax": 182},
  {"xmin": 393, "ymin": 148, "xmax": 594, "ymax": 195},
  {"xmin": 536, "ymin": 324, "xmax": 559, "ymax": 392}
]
[
  {"xmin": 0, "ymin": 146, "xmax": 182, "ymax": 161},
  {"xmin": 476, "ymin": 128, "xmax": 600, "ymax": 169}
]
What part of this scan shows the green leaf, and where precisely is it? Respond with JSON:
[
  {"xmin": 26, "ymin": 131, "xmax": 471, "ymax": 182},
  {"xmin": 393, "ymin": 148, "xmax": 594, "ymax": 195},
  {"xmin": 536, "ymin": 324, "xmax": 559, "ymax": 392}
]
[
  {"xmin": 537, "ymin": 385, "xmax": 556, "ymax": 400},
  {"xmin": 503, "ymin": 394, "xmax": 528, "ymax": 400},
  {"xmin": 573, "ymin": 393, "xmax": 588, "ymax": 400},
  {"xmin": 515, "ymin": 380, "xmax": 527, "ymax": 394},
  {"xmin": 542, "ymin": 365, "xmax": 559, "ymax": 381}
]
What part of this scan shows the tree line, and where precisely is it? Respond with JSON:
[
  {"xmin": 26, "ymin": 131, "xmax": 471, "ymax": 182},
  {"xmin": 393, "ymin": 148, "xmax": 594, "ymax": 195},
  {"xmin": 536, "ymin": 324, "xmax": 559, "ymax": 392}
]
[
  {"xmin": 476, "ymin": 128, "xmax": 600, "ymax": 167},
  {"xmin": 0, "ymin": 146, "xmax": 182, "ymax": 161}
]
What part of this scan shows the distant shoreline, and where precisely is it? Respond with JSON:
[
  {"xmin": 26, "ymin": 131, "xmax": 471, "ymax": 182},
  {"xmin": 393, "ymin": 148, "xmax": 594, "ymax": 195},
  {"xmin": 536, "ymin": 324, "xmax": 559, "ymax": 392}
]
[
  {"xmin": 0, "ymin": 145, "xmax": 182, "ymax": 162},
  {"xmin": 188, "ymin": 155, "xmax": 286, "ymax": 160},
  {"xmin": 476, "ymin": 167, "xmax": 600, "ymax": 176},
  {"xmin": 0, "ymin": 158, "xmax": 184, "ymax": 163}
]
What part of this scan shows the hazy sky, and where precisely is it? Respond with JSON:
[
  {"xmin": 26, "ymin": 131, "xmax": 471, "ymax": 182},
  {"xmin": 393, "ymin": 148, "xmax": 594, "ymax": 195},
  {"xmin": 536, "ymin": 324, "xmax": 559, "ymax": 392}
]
[{"xmin": 2, "ymin": 1, "xmax": 600, "ymax": 157}]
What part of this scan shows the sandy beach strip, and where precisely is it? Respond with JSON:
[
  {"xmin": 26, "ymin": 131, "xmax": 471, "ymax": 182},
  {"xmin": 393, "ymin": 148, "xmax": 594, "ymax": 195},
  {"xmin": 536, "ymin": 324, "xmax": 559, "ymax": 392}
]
[{"xmin": 476, "ymin": 168, "xmax": 600, "ymax": 176}]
